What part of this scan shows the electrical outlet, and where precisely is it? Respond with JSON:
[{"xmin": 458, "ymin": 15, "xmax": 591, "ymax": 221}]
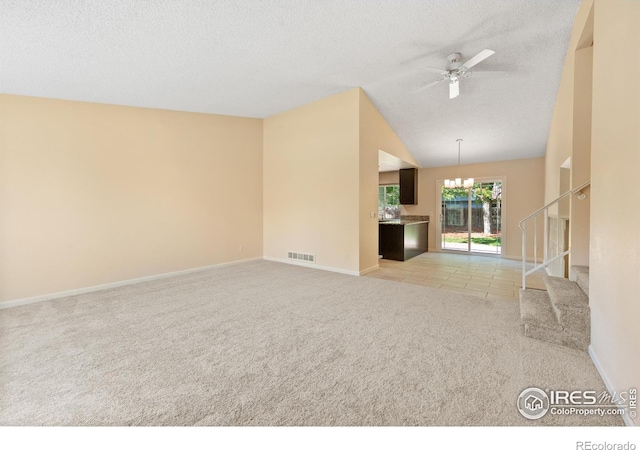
[
  {"xmin": 370, "ymin": 211, "xmax": 376, "ymax": 218},
  {"xmin": 239, "ymin": 244, "xmax": 243, "ymax": 252}
]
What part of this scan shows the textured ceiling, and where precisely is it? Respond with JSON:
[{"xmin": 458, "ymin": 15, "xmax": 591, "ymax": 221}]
[{"xmin": 0, "ymin": 0, "xmax": 580, "ymax": 167}]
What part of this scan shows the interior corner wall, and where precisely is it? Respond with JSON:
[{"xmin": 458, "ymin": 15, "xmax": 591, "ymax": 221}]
[
  {"xmin": 544, "ymin": 0, "xmax": 594, "ymax": 208},
  {"xmin": 263, "ymin": 89, "xmax": 360, "ymax": 274},
  {"xmin": 569, "ymin": 44, "xmax": 593, "ymax": 269},
  {"xmin": 358, "ymin": 89, "xmax": 418, "ymax": 273},
  {"xmin": 0, "ymin": 94, "xmax": 264, "ymax": 304},
  {"xmin": 589, "ymin": 0, "xmax": 640, "ymax": 424},
  {"xmin": 402, "ymin": 158, "xmax": 545, "ymax": 260}
]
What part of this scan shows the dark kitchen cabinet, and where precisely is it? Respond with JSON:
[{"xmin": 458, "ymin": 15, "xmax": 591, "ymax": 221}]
[
  {"xmin": 399, "ymin": 168, "xmax": 418, "ymax": 205},
  {"xmin": 378, "ymin": 221, "xmax": 429, "ymax": 261}
]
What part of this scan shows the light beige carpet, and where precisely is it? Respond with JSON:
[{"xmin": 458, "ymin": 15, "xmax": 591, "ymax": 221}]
[{"xmin": 0, "ymin": 260, "xmax": 622, "ymax": 426}]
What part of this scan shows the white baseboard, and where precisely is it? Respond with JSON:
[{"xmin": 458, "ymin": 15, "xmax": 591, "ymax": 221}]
[
  {"xmin": 263, "ymin": 256, "xmax": 360, "ymax": 277},
  {"xmin": 359, "ymin": 265, "xmax": 379, "ymax": 276},
  {"xmin": 0, "ymin": 257, "xmax": 263, "ymax": 310},
  {"xmin": 589, "ymin": 345, "xmax": 636, "ymax": 426}
]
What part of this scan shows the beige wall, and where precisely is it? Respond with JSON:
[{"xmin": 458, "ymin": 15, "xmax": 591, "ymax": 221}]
[
  {"xmin": 0, "ymin": 94, "xmax": 263, "ymax": 303},
  {"xmin": 545, "ymin": 0, "xmax": 639, "ymax": 421},
  {"xmin": 263, "ymin": 89, "xmax": 361, "ymax": 273},
  {"xmin": 2, "ymin": 87, "xmax": 410, "ymax": 300},
  {"xmin": 544, "ymin": 1, "xmax": 594, "ymax": 208},
  {"xmin": 545, "ymin": 1, "xmax": 593, "ymax": 269},
  {"xmin": 359, "ymin": 90, "xmax": 417, "ymax": 273},
  {"xmin": 402, "ymin": 158, "xmax": 545, "ymax": 259},
  {"xmin": 569, "ymin": 43, "xmax": 593, "ymax": 269},
  {"xmin": 263, "ymin": 88, "xmax": 413, "ymax": 275},
  {"xmin": 589, "ymin": 0, "xmax": 640, "ymax": 424}
]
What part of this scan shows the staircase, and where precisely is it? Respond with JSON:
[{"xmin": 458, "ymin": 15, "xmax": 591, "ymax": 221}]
[
  {"xmin": 519, "ymin": 266, "xmax": 590, "ymax": 351},
  {"xmin": 518, "ymin": 181, "xmax": 591, "ymax": 351}
]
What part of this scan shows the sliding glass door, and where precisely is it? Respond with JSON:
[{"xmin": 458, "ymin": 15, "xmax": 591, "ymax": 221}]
[
  {"xmin": 440, "ymin": 180, "xmax": 503, "ymax": 255},
  {"xmin": 442, "ymin": 185, "xmax": 470, "ymax": 251}
]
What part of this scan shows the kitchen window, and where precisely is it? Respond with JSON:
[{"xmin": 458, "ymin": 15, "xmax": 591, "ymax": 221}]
[{"xmin": 378, "ymin": 185, "xmax": 401, "ymax": 220}]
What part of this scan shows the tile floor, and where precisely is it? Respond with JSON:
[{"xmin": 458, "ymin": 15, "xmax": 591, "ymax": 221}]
[{"xmin": 365, "ymin": 251, "xmax": 546, "ymax": 301}]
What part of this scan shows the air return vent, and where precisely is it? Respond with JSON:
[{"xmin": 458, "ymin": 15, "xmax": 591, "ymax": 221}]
[{"xmin": 287, "ymin": 252, "xmax": 316, "ymax": 263}]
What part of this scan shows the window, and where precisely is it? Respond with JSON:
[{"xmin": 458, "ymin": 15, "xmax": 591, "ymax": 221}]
[{"xmin": 378, "ymin": 185, "xmax": 400, "ymax": 220}]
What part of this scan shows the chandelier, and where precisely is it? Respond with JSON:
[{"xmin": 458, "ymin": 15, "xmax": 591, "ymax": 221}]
[{"xmin": 444, "ymin": 139, "xmax": 474, "ymax": 189}]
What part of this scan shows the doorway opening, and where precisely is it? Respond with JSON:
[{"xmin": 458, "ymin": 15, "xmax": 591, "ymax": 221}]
[{"xmin": 437, "ymin": 178, "xmax": 504, "ymax": 256}]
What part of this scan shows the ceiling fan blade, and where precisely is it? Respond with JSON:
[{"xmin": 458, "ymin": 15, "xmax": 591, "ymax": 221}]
[
  {"xmin": 416, "ymin": 78, "xmax": 444, "ymax": 92},
  {"xmin": 423, "ymin": 66, "xmax": 447, "ymax": 75},
  {"xmin": 461, "ymin": 49, "xmax": 495, "ymax": 70},
  {"xmin": 449, "ymin": 80, "xmax": 459, "ymax": 99}
]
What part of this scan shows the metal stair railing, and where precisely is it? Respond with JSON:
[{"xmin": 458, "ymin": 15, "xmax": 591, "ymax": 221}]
[{"xmin": 519, "ymin": 180, "xmax": 590, "ymax": 289}]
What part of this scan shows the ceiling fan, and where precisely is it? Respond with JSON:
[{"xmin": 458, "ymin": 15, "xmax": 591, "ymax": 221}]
[{"xmin": 420, "ymin": 49, "xmax": 495, "ymax": 99}]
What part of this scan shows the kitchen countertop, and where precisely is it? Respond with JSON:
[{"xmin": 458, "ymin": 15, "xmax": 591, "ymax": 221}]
[{"xmin": 379, "ymin": 219, "xmax": 429, "ymax": 225}]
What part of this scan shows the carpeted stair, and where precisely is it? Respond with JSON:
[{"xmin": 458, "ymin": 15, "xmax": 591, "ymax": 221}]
[
  {"xmin": 573, "ymin": 265, "xmax": 590, "ymax": 296},
  {"xmin": 519, "ymin": 266, "xmax": 590, "ymax": 351}
]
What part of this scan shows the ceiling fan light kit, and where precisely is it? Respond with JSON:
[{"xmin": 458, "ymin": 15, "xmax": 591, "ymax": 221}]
[
  {"xmin": 422, "ymin": 49, "xmax": 495, "ymax": 99},
  {"xmin": 449, "ymin": 79, "xmax": 460, "ymax": 99},
  {"xmin": 444, "ymin": 139, "xmax": 474, "ymax": 189}
]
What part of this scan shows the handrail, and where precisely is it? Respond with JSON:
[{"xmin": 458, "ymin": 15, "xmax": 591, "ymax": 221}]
[
  {"xmin": 523, "ymin": 250, "xmax": 571, "ymax": 277},
  {"xmin": 519, "ymin": 180, "xmax": 590, "ymax": 290},
  {"xmin": 518, "ymin": 180, "xmax": 591, "ymax": 230}
]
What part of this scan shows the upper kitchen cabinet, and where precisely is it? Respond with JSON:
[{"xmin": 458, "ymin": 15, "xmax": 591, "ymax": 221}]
[{"xmin": 399, "ymin": 168, "xmax": 418, "ymax": 205}]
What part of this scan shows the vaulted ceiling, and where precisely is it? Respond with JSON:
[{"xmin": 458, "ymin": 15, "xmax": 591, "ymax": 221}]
[{"xmin": 0, "ymin": 0, "xmax": 580, "ymax": 167}]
